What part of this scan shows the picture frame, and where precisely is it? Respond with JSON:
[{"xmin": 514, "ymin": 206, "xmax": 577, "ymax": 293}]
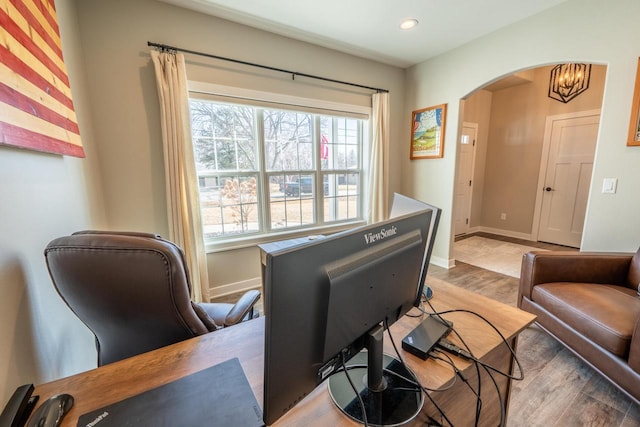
[
  {"xmin": 0, "ymin": 1, "xmax": 84, "ymax": 157},
  {"xmin": 410, "ymin": 104, "xmax": 447, "ymax": 159},
  {"xmin": 627, "ymin": 57, "xmax": 640, "ymax": 147}
]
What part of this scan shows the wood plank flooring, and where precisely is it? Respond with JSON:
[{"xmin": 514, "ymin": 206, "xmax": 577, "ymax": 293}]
[
  {"xmin": 431, "ymin": 233, "xmax": 639, "ymax": 427},
  {"xmin": 213, "ymin": 234, "xmax": 639, "ymax": 426}
]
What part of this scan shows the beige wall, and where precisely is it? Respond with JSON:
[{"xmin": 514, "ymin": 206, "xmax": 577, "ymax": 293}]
[
  {"xmin": 73, "ymin": 0, "xmax": 407, "ymax": 292},
  {"xmin": 405, "ymin": 0, "xmax": 640, "ymax": 264},
  {"xmin": 0, "ymin": 0, "xmax": 106, "ymax": 404},
  {"xmin": 460, "ymin": 90, "xmax": 492, "ymax": 228},
  {"xmin": 466, "ymin": 64, "xmax": 605, "ymax": 236}
]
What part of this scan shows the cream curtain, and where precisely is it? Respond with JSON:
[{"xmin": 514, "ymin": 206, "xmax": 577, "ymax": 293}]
[
  {"xmin": 368, "ymin": 92, "xmax": 390, "ymax": 223},
  {"xmin": 150, "ymin": 50, "xmax": 210, "ymax": 303}
]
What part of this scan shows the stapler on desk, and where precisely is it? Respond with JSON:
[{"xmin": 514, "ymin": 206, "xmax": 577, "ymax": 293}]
[{"xmin": 0, "ymin": 384, "xmax": 38, "ymax": 427}]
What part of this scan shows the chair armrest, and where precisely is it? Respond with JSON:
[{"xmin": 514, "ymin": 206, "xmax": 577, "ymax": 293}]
[
  {"xmin": 225, "ymin": 289, "xmax": 261, "ymax": 326},
  {"xmin": 191, "ymin": 302, "xmax": 221, "ymax": 332},
  {"xmin": 630, "ymin": 317, "xmax": 640, "ymax": 373},
  {"xmin": 518, "ymin": 251, "xmax": 633, "ymax": 307}
]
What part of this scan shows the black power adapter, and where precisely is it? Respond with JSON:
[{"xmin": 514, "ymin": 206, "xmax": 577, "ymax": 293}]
[{"xmin": 402, "ymin": 315, "xmax": 452, "ymax": 360}]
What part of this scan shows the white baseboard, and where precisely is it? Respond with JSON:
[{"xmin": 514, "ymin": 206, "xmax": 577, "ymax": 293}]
[
  {"xmin": 429, "ymin": 255, "xmax": 451, "ymax": 269},
  {"xmin": 209, "ymin": 277, "xmax": 261, "ymax": 299}
]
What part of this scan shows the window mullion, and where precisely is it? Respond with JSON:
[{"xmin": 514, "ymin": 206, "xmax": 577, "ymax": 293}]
[
  {"xmin": 256, "ymin": 109, "xmax": 269, "ymax": 233},
  {"xmin": 211, "ymin": 109, "xmax": 218, "ymax": 169},
  {"xmin": 330, "ymin": 117, "xmax": 340, "ymax": 221},
  {"xmin": 233, "ymin": 115, "xmax": 239, "ymax": 171},
  {"xmin": 314, "ymin": 115, "xmax": 324, "ymax": 225},
  {"xmin": 357, "ymin": 119, "xmax": 364, "ymax": 218}
]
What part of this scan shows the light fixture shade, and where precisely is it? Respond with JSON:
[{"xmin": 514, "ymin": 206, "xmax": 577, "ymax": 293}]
[
  {"xmin": 400, "ymin": 19, "xmax": 419, "ymax": 30},
  {"xmin": 548, "ymin": 63, "xmax": 592, "ymax": 103}
]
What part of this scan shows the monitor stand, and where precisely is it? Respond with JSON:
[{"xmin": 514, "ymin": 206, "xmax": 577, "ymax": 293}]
[{"xmin": 327, "ymin": 325, "xmax": 423, "ymax": 426}]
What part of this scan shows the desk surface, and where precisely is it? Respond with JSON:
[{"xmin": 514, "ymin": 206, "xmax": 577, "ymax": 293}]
[{"xmin": 33, "ymin": 278, "xmax": 535, "ymax": 426}]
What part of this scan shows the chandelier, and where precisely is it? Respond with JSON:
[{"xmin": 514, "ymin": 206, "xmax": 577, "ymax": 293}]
[{"xmin": 548, "ymin": 63, "xmax": 591, "ymax": 103}]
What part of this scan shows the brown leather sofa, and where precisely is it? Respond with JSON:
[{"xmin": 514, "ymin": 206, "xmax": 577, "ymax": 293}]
[{"xmin": 518, "ymin": 249, "xmax": 640, "ymax": 403}]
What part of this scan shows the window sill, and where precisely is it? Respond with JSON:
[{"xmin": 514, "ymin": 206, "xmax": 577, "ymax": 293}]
[{"xmin": 204, "ymin": 221, "xmax": 366, "ymax": 253}]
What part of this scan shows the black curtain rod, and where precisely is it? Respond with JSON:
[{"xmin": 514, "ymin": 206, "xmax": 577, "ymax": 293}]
[{"xmin": 147, "ymin": 41, "xmax": 388, "ymax": 93}]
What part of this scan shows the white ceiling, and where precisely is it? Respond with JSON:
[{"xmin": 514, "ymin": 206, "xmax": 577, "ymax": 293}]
[{"xmin": 158, "ymin": 0, "xmax": 569, "ymax": 68}]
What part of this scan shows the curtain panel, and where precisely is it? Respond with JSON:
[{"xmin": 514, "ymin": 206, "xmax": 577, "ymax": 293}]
[
  {"xmin": 368, "ymin": 92, "xmax": 390, "ymax": 223},
  {"xmin": 150, "ymin": 50, "xmax": 210, "ymax": 303}
]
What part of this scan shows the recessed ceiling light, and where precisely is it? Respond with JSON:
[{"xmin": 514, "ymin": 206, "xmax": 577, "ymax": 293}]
[{"xmin": 400, "ymin": 19, "xmax": 419, "ymax": 30}]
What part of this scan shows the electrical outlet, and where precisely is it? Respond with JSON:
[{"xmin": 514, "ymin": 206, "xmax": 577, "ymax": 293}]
[{"xmin": 500, "ymin": 213, "xmax": 507, "ymax": 220}]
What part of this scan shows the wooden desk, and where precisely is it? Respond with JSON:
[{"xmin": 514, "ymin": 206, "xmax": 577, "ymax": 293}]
[{"xmin": 32, "ymin": 278, "xmax": 535, "ymax": 426}]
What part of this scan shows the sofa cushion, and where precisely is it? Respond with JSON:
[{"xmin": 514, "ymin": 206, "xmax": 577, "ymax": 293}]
[{"xmin": 532, "ymin": 283, "xmax": 640, "ymax": 357}]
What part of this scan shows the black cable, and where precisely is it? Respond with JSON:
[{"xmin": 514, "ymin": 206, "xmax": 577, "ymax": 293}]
[
  {"xmin": 332, "ymin": 300, "xmax": 521, "ymax": 427},
  {"xmin": 481, "ymin": 363, "xmax": 505, "ymax": 427},
  {"xmin": 446, "ymin": 326, "xmax": 482, "ymax": 426},
  {"xmin": 424, "ymin": 301, "xmax": 483, "ymax": 426},
  {"xmin": 425, "ymin": 300, "xmax": 530, "ymax": 427},
  {"xmin": 406, "ymin": 294, "xmax": 427, "ymax": 318},
  {"xmin": 425, "ymin": 416, "xmax": 445, "ymax": 427},
  {"xmin": 437, "ymin": 338, "xmax": 504, "ymax": 426},
  {"xmin": 405, "ymin": 307, "xmax": 425, "ymax": 318},
  {"xmin": 331, "ymin": 363, "xmax": 422, "ymax": 392},
  {"xmin": 424, "ymin": 304, "xmax": 525, "ymax": 381},
  {"xmin": 384, "ymin": 318, "xmax": 455, "ymax": 427},
  {"xmin": 340, "ymin": 352, "xmax": 368, "ymax": 427},
  {"xmin": 436, "ymin": 345, "xmax": 505, "ymax": 427},
  {"xmin": 430, "ymin": 349, "xmax": 481, "ymax": 400}
]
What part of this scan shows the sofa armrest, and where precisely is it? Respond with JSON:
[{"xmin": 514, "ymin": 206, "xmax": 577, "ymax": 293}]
[
  {"xmin": 630, "ymin": 317, "xmax": 640, "ymax": 373},
  {"xmin": 518, "ymin": 251, "xmax": 633, "ymax": 307}
]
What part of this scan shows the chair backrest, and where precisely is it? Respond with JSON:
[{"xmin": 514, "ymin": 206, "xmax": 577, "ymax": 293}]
[{"xmin": 44, "ymin": 231, "xmax": 211, "ymax": 366}]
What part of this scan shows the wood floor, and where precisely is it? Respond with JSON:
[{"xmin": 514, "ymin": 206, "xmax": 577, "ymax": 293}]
[
  {"xmin": 431, "ymin": 233, "xmax": 639, "ymax": 427},
  {"xmin": 214, "ymin": 234, "xmax": 640, "ymax": 426}
]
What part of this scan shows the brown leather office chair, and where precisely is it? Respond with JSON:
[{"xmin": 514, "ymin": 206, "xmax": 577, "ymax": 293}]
[{"xmin": 44, "ymin": 230, "xmax": 260, "ymax": 366}]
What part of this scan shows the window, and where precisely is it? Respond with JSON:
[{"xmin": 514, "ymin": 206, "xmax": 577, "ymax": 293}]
[{"xmin": 189, "ymin": 94, "xmax": 367, "ymax": 245}]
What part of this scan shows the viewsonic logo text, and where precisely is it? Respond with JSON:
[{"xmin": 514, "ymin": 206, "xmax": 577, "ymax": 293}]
[{"xmin": 364, "ymin": 225, "xmax": 397, "ymax": 244}]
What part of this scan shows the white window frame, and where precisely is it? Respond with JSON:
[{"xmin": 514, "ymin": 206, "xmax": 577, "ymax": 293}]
[{"xmin": 188, "ymin": 81, "xmax": 371, "ymax": 252}]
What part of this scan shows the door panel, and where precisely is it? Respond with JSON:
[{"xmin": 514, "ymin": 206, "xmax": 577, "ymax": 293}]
[
  {"xmin": 572, "ymin": 163, "xmax": 592, "ymax": 233},
  {"xmin": 454, "ymin": 124, "xmax": 477, "ymax": 235},
  {"xmin": 538, "ymin": 115, "xmax": 598, "ymax": 247}
]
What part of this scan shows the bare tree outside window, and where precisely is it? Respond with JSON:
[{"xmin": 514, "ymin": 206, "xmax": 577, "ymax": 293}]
[
  {"xmin": 190, "ymin": 101, "xmax": 256, "ymax": 171},
  {"xmin": 189, "ymin": 96, "xmax": 364, "ymax": 242},
  {"xmin": 220, "ymin": 177, "xmax": 257, "ymax": 232},
  {"xmin": 264, "ymin": 109, "xmax": 313, "ymax": 174}
]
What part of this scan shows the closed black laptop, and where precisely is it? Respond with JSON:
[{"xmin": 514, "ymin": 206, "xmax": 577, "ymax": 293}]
[{"xmin": 77, "ymin": 358, "xmax": 263, "ymax": 427}]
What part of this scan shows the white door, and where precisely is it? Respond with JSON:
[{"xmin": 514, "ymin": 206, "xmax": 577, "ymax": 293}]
[
  {"xmin": 454, "ymin": 123, "xmax": 478, "ymax": 236},
  {"xmin": 537, "ymin": 112, "xmax": 599, "ymax": 248}
]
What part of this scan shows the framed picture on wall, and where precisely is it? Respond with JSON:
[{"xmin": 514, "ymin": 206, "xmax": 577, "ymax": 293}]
[
  {"xmin": 627, "ymin": 57, "xmax": 640, "ymax": 147},
  {"xmin": 0, "ymin": 0, "xmax": 84, "ymax": 157},
  {"xmin": 410, "ymin": 104, "xmax": 447, "ymax": 159}
]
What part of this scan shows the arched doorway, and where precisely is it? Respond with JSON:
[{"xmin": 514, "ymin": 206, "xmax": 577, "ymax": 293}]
[{"xmin": 453, "ymin": 64, "xmax": 606, "ymax": 252}]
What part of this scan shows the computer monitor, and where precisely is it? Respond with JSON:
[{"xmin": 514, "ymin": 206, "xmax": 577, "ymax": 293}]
[
  {"xmin": 389, "ymin": 193, "xmax": 442, "ymax": 306},
  {"xmin": 260, "ymin": 195, "xmax": 440, "ymax": 426}
]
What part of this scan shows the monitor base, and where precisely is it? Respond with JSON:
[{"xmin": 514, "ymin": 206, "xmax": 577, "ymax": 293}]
[{"xmin": 328, "ymin": 352, "xmax": 423, "ymax": 426}]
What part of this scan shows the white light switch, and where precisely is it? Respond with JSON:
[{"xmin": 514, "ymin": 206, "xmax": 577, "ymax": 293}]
[{"xmin": 602, "ymin": 178, "xmax": 617, "ymax": 194}]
